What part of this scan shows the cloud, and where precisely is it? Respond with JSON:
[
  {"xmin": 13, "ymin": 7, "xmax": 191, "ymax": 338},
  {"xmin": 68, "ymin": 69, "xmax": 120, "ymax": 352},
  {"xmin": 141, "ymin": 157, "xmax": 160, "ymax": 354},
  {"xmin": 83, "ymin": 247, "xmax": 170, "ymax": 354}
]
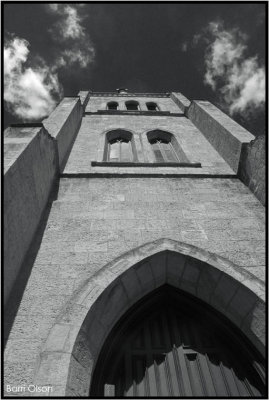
[
  {"xmin": 4, "ymin": 5, "xmax": 95, "ymax": 120},
  {"xmin": 195, "ymin": 21, "xmax": 265, "ymax": 116},
  {"xmin": 47, "ymin": 4, "xmax": 95, "ymax": 69},
  {"xmin": 4, "ymin": 36, "xmax": 62, "ymax": 120},
  {"xmin": 48, "ymin": 4, "xmax": 84, "ymax": 40},
  {"xmin": 181, "ymin": 42, "xmax": 188, "ymax": 52}
]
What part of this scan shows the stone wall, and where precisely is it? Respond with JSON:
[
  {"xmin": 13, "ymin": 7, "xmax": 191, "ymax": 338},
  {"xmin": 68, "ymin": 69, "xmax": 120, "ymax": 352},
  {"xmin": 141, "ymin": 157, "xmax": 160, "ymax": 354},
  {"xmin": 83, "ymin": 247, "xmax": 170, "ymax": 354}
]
[
  {"xmin": 187, "ymin": 101, "xmax": 254, "ymax": 173},
  {"xmin": 238, "ymin": 135, "xmax": 265, "ymax": 206},
  {"xmin": 4, "ymin": 125, "xmax": 58, "ymax": 304},
  {"xmin": 86, "ymin": 96, "xmax": 180, "ymax": 113},
  {"xmin": 43, "ymin": 97, "xmax": 83, "ymax": 171},
  {"xmin": 64, "ymin": 114, "xmax": 234, "ymax": 175},
  {"xmin": 171, "ymin": 92, "xmax": 191, "ymax": 113},
  {"xmin": 4, "ymin": 92, "xmax": 265, "ymax": 396},
  {"xmin": 4, "ymin": 176, "xmax": 265, "ymax": 395}
]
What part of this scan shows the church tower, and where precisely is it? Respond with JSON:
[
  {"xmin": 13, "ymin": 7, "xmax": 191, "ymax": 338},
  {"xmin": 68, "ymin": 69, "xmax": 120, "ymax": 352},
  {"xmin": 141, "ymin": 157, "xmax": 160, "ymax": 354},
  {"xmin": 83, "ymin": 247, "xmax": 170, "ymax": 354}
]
[{"xmin": 4, "ymin": 89, "xmax": 265, "ymax": 397}]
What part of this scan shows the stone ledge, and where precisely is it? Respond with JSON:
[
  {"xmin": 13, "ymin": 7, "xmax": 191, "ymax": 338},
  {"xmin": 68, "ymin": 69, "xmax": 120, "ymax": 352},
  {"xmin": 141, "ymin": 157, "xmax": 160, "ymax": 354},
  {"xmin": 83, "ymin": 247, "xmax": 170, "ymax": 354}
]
[
  {"xmin": 84, "ymin": 110, "xmax": 184, "ymax": 116},
  {"xmin": 91, "ymin": 161, "xmax": 202, "ymax": 168},
  {"xmin": 187, "ymin": 100, "xmax": 254, "ymax": 173},
  {"xmin": 61, "ymin": 172, "xmax": 237, "ymax": 178},
  {"xmin": 90, "ymin": 92, "xmax": 170, "ymax": 97}
]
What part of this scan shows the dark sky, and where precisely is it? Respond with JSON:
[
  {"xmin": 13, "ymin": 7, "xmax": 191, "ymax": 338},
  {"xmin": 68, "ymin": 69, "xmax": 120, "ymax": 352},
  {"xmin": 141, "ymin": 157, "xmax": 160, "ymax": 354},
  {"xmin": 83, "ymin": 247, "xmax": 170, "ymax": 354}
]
[{"xmin": 3, "ymin": 2, "xmax": 266, "ymax": 135}]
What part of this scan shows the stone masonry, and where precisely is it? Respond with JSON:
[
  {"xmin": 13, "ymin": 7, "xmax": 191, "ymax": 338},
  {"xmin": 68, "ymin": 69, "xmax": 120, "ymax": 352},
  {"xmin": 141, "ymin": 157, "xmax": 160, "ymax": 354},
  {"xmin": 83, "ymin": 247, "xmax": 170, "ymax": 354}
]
[{"xmin": 4, "ymin": 90, "xmax": 265, "ymax": 397}]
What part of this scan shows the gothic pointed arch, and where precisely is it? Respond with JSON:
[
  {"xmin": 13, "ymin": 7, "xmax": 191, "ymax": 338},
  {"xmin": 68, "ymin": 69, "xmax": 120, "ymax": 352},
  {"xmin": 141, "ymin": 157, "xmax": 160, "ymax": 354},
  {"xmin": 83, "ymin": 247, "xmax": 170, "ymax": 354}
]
[
  {"xmin": 33, "ymin": 239, "xmax": 265, "ymax": 396},
  {"xmin": 104, "ymin": 129, "xmax": 136, "ymax": 162},
  {"xmin": 91, "ymin": 285, "xmax": 265, "ymax": 397},
  {"xmin": 146, "ymin": 129, "xmax": 190, "ymax": 163}
]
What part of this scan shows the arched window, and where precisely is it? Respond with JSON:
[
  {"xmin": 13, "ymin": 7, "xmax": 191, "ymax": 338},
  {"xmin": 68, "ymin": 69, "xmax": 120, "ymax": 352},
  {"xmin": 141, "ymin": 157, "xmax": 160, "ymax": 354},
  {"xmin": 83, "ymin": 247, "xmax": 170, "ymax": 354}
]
[
  {"xmin": 91, "ymin": 286, "xmax": 265, "ymax": 397},
  {"xmin": 105, "ymin": 130, "xmax": 134, "ymax": 162},
  {"xmin": 146, "ymin": 102, "xmax": 159, "ymax": 111},
  {"xmin": 147, "ymin": 130, "xmax": 189, "ymax": 163},
  {"xmin": 107, "ymin": 101, "xmax": 119, "ymax": 110},
  {"xmin": 125, "ymin": 100, "xmax": 139, "ymax": 111}
]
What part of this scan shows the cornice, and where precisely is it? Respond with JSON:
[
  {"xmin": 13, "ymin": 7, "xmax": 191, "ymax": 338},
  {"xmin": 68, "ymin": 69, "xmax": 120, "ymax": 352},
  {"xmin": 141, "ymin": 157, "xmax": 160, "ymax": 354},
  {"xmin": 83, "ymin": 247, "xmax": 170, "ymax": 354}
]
[
  {"xmin": 90, "ymin": 92, "xmax": 171, "ymax": 98},
  {"xmin": 84, "ymin": 111, "xmax": 184, "ymax": 117}
]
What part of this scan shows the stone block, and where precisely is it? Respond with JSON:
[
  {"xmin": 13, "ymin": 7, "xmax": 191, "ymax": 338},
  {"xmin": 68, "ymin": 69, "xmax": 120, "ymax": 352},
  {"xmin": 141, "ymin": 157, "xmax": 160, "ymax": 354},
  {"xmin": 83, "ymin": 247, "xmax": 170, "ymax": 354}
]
[
  {"xmin": 149, "ymin": 251, "xmax": 167, "ymax": 287},
  {"xmin": 179, "ymin": 257, "xmax": 202, "ymax": 295},
  {"xmin": 121, "ymin": 267, "xmax": 143, "ymax": 303},
  {"xmin": 210, "ymin": 274, "xmax": 239, "ymax": 314},
  {"xmin": 134, "ymin": 261, "xmax": 155, "ymax": 294},
  {"xmin": 71, "ymin": 332, "xmax": 93, "ymax": 370},
  {"xmin": 241, "ymin": 300, "xmax": 265, "ymax": 355},
  {"xmin": 166, "ymin": 252, "xmax": 186, "ymax": 287},
  {"xmin": 226, "ymin": 287, "xmax": 258, "ymax": 327},
  {"xmin": 96, "ymin": 281, "xmax": 130, "ymax": 330},
  {"xmin": 86, "ymin": 317, "xmax": 107, "ymax": 357},
  {"xmin": 43, "ymin": 324, "xmax": 72, "ymax": 352},
  {"xmin": 196, "ymin": 264, "xmax": 222, "ymax": 303},
  {"xmin": 66, "ymin": 355, "xmax": 90, "ymax": 396},
  {"xmin": 35, "ymin": 352, "xmax": 71, "ymax": 386}
]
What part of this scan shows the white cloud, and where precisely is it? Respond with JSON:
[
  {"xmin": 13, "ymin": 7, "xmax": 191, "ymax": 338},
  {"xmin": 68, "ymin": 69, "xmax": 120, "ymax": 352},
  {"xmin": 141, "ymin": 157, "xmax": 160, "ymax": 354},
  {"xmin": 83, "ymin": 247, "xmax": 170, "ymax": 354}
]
[
  {"xmin": 195, "ymin": 21, "xmax": 265, "ymax": 116},
  {"xmin": 222, "ymin": 57, "xmax": 265, "ymax": 114},
  {"xmin": 4, "ymin": 4, "xmax": 95, "ymax": 120},
  {"xmin": 47, "ymin": 4, "xmax": 95, "ymax": 69},
  {"xmin": 4, "ymin": 36, "xmax": 62, "ymax": 120},
  {"xmin": 48, "ymin": 4, "xmax": 84, "ymax": 40}
]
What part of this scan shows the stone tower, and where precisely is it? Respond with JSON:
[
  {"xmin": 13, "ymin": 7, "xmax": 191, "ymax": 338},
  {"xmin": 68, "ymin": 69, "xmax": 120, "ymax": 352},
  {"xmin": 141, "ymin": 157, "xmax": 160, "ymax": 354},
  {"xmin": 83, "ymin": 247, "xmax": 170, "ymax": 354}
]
[{"xmin": 4, "ymin": 89, "xmax": 266, "ymax": 397}]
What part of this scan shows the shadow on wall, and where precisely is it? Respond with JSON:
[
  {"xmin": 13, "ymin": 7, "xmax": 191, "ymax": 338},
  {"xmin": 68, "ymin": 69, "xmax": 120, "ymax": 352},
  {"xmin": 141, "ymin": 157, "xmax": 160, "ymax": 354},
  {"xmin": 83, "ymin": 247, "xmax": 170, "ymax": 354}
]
[
  {"xmin": 238, "ymin": 135, "xmax": 265, "ymax": 206},
  {"xmin": 4, "ymin": 181, "xmax": 60, "ymax": 346},
  {"xmin": 32, "ymin": 239, "xmax": 265, "ymax": 397}
]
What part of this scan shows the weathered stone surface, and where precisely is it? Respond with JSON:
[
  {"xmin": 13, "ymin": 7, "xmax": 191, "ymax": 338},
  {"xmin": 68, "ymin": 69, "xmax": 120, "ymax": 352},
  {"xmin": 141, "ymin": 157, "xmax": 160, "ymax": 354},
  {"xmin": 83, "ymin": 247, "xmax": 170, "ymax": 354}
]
[
  {"xmin": 4, "ymin": 126, "xmax": 58, "ymax": 305},
  {"xmin": 238, "ymin": 135, "xmax": 265, "ymax": 205},
  {"xmin": 226, "ymin": 287, "xmax": 258, "ymax": 327},
  {"xmin": 196, "ymin": 265, "xmax": 222, "ymax": 303},
  {"xmin": 179, "ymin": 258, "xmax": 202, "ymax": 295},
  {"xmin": 4, "ymin": 91, "xmax": 265, "ymax": 396},
  {"xmin": 210, "ymin": 274, "xmax": 240, "ymax": 313},
  {"xmin": 135, "ymin": 261, "xmax": 156, "ymax": 294},
  {"xmin": 241, "ymin": 300, "xmax": 266, "ymax": 355},
  {"xmin": 170, "ymin": 92, "xmax": 191, "ymax": 113},
  {"xmin": 63, "ymin": 112, "xmax": 234, "ymax": 175},
  {"xmin": 166, "ymin": 251, "xmax": 186, "ymax": 286},
  {"xmin": 187, "ymin": 100, "xmax": 254, "ymax": 172},
  {"xmin": 43, "ymin": 97, "xmax": 82, "ymax": 171}
]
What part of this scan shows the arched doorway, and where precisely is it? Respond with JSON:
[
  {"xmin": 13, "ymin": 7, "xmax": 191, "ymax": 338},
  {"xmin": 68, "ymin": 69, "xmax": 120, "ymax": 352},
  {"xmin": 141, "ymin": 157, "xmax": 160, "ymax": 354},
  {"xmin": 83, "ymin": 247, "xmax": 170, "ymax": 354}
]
[
  {"xmin": 91, "ymin": 286, "xmax": 265, "ymax": 397},
  {"xmin": 34, "ymin": 240, "xmax": 265, "ymax": 396}
]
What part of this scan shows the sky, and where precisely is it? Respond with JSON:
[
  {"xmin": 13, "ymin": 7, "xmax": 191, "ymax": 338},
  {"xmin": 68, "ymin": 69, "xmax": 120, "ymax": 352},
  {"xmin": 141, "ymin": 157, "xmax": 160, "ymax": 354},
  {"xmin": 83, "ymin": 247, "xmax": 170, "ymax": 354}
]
[{"xmin": 3, "ymin": 2, "xmax": 266, "ymax": 135}]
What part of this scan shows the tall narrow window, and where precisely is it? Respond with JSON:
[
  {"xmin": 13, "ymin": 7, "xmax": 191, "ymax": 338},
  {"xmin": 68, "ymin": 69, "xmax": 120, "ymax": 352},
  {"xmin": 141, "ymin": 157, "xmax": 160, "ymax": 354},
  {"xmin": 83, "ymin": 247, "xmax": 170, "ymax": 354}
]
[
  {"xmin": 146, "ymin": 102, "xmax": 159, "ymax": 111},
  {"xmin": 150, "ymin": 138, "xmax": 179, "ymax": 162},
  {"xmin": 147, "ymin": 130, "xmax": 190, "ymax": 163},
  {"xmin": 125, "ymin": 101, "xmax": 139, "ymax": 111},
  {"xmin": 107, "ymin": 101, "xmax": 118, "ymax": 110},
  {"xmin": 106, "ymin": 130, "xmax": 134, "ymax": 162}
]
